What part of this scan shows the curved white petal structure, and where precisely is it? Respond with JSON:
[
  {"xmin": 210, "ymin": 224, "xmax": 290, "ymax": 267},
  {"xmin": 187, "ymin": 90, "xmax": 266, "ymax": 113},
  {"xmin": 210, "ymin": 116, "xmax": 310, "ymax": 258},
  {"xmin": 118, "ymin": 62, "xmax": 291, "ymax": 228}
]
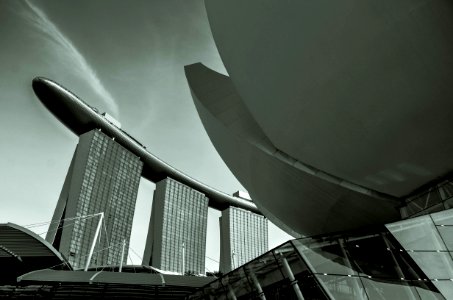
[
  {"xmin": 186, "ymin": 0, "xmax": 453, "ymax": 235},
  {"xmin": 185, "ymin": 63, "xmax": 401, "ymax": 236}
]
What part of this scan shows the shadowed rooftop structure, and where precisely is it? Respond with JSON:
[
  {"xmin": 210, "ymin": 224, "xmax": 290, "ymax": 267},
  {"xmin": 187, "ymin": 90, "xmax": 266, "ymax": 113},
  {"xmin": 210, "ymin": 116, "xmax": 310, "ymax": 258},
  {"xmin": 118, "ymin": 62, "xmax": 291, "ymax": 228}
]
[
  {"xmin": 11, "ymin": 268, "xmax": 213, "ymax": 299},
  {"xmin": 0, "ymin": 223, "xmax": 72, "ymax": 284}
]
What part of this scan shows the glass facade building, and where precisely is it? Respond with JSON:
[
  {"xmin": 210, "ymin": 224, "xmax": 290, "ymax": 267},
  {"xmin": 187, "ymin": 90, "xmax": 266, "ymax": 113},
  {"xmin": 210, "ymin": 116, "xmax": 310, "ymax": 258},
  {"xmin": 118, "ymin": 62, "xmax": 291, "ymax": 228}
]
[
  {"xmin": 143, "ymin": 177, "xmax": 209, "ymax": 275},
  {"xmin": 190, "ymin": 208, "xmax": 453, "ymax": 299},
  {"xmin": 219, "ymin": 206, "xmax": 268, "ymax": 273},
  {"xmin": 46, "ymin": 129, "xmax": 143, "ymax": 269}
]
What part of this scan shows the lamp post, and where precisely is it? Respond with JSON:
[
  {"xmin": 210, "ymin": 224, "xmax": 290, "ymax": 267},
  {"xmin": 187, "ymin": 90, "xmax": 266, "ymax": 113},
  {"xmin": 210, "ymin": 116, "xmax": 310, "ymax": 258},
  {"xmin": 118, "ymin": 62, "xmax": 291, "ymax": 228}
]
[
  {"xmin": 119, "ymin": 239, "xmax": 126, "ymax": 272},
  {"xmin": 182, "ymin": 242, "xmax": 185, "ymax": 275}
]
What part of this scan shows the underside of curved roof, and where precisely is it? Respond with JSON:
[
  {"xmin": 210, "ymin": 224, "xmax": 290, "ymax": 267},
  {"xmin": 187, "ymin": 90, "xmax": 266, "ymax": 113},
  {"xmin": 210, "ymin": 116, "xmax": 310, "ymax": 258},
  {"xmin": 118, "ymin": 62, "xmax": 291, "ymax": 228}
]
[
  {"xmin": 185, "ymin": 63, "xmax": 401, "ymax": 236},
  {"xmin": 204, "ymin": 0, "xmax": 453, "ymax": 198},
  {"xmin": 186, "ymin": 0, "xmax": 453, "ymax": 236}
]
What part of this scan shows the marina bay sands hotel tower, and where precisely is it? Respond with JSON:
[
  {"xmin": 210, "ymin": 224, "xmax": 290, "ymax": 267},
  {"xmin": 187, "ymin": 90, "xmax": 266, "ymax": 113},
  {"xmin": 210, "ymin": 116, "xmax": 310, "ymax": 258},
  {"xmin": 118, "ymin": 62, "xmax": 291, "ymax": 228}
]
[
  {"xmin": 33, "ymin": 77, "xmax": 264, "ymax": 272},
  {"xmin": 46, "ymin": 128, "xmax": 143, "ymax": 269},
  {"xmin": 46, "ymin": 126, "xmax": 211, "ymax": 272}
]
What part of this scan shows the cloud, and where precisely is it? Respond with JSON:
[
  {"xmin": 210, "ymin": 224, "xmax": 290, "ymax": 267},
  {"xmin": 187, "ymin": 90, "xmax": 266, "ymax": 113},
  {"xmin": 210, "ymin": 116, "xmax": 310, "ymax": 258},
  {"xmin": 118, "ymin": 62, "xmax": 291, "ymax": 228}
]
[{"xmin": 20, "ymin": 0, "xmax": 119, "ymax": 117}]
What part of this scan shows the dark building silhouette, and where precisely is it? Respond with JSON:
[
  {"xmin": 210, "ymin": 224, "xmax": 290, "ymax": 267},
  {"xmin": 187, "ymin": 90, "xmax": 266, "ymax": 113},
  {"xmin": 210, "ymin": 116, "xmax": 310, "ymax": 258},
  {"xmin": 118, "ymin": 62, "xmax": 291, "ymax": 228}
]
[
  {"xmin": 46, "ymin": 129, "xmax": 143, "ymax": 269},
  {"xmin": 219, "ymin": 205, "xmax": 268, "ymax": 273},
  {"xmin": 143, "ymin": 177, "xmax": 208, "ymax": 275},
  {"xmin": 5, "ymin": 268, "xmax": 213, "ymax": 299},
  {"xmin": 0, "ymin": 223, "xmax": 72, "ymax": 285}
]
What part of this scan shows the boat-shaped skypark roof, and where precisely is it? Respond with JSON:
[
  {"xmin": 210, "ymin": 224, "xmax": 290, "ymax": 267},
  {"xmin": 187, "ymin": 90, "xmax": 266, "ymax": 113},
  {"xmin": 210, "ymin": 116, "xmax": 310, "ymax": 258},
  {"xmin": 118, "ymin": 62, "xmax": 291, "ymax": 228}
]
[{"xmin": 32, "ymin": 77, "xmax": 259, "ymax": 214}]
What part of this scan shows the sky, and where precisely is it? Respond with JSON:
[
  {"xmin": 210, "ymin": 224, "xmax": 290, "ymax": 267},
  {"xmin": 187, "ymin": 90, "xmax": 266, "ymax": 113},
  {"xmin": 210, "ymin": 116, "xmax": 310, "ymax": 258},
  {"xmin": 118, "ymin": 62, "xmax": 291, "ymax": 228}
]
[{"xmin": 0, "ymin": 0, "xmax": 292, "ymax": 272}]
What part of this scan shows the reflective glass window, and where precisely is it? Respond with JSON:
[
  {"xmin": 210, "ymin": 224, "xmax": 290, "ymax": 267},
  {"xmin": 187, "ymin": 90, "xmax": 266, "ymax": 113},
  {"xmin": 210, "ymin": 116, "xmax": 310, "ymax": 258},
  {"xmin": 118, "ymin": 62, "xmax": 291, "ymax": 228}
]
[
  {"xmin": 436, "ymin": 227, "xmax": 453, "ymax": 251},
  {"xmin": 344, "ymin": 234, "xmax": 413, "ymax": 279},
  {"xmin": 226, "ymin": 267, "xmax": 254, "ymax": 298},
  {"xmin": 431, "ymin": 209, "xmax": 453, "ymax": 226},
  {"xmin": 387, "ymin": 216, "xmax": 447, "ymax": 251},
  {"xmin": 444, "ymin": 198, "xmax": 453, "ymax": 210},
  {"xmin": 314, "ymin": 275, "xmax": 366, "ymax": 300},
  {"xmin": 293, "ymin": 239, "xmax": 358, "ymax": 275},
  {"xmin": 361, "ymin": 277, "xmax": 422, "ymax": 300},
  {"xmin": 429, "ymin": 281, "xmax": 453, "ymax": 300},
  {"xmin": 409, "ymin": 252, "xmax": 453, "ymax": 279}
]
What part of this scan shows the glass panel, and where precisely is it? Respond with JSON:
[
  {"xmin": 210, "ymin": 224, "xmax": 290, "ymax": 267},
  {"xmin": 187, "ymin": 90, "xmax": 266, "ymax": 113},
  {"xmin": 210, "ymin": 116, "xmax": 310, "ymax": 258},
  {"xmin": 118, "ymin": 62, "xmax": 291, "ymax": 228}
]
[
  {"xmin": 345, "ymin": 233, "xmax": 414, "ymax": 280},
  {"xmin": 247, "ymin": 248, "xmax": 283, "ymax": 289},
  {"xmin": 315, "ymin": 275, "xmax": 367, "ymax": 300},
  {"xmin": 293, "ymin": 239, "xmax": 358, "ymax": 276},
  {"xmin": 409, "ymin": 194, "xmax": 430, "ymax": 211},
  {"xmin": 361, "ymin": 277, "xmax": 421, "ymax": 300},
  {"xmin": 431, "ymin": 209, "xmax": 453, "ymax": 226},
  {"xmin": 295, "ymin": 273, "xmax": 329, "ymax": 300},
  {"xmin": 408, "ymin": 252, "xmax": 453, "ymax": 279},
  {"xmin": 281, "ymin": 242, "xmax": 329, "ymax": 299},
  {"xmin": 425, "ymin": 189, "xmax": 442, "ymax": 208},
  {"xmin": 431, "ymin": 281, "xmax": 453, "ymax": 300},
  {"xmin": 407, "ymin": 189, "xmax": 442, "ymax": 215},
  {"xmin": 417, "ymin": 204, "xmax": 447, "ymax": 216},
  {"xmin": 387, "ymin": 216, "xmax": 447, "ymax": 251},
  {"xmin": 407, "ymin": 200, "xmax": 424, "ymax": 216},
  {"xmin": 444, "ymin": 198, "xmax": 453, "ymax": 210},
  {"xmin": 440, "ymin": 182, "xmax": 453, "ymax": 200},
  {"xmin": 246, "ymin": 244, "xmax": 295, "ymax": 299},
  {"xmin": 415, "ymin": 286, "xmax": 448, "ymax": 300},
  {"xmin": 227, "ymin": 267, "xmax": 254, "ymax": 298},
  {"xmin": 260, "ymin": 282, "xmax": 300, "ymax": 300},
  {"xmin": 436, "ymin": 227, "xmax": 453, "ymax": 251},
  {"xmin": 207, "ymin": 278, "xmax": 226, "ymax": 299}
]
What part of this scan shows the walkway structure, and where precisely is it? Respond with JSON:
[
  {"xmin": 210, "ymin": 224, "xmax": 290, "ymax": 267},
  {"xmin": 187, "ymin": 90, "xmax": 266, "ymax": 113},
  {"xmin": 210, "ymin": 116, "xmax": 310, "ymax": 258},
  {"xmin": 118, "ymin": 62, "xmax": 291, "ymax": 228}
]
[{"xmin": 190, "ymin": 208, "xmax": 453, "ymax": 299}]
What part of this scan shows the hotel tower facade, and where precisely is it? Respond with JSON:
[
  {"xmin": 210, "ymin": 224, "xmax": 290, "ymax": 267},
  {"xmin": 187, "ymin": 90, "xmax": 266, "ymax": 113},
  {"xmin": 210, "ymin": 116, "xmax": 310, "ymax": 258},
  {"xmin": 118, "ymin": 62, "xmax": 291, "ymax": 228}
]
[{"xmin": 46, "ymin": 129, "xmax": 143, "ymax": 269}]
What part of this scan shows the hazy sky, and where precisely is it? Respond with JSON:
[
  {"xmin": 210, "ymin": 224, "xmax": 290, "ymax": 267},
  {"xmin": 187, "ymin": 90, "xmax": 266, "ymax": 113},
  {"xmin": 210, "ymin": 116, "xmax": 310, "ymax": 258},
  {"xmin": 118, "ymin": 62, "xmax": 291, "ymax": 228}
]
[{"xmin": 0, "ymin": 0, "xmax": 291, "ymax": 272}]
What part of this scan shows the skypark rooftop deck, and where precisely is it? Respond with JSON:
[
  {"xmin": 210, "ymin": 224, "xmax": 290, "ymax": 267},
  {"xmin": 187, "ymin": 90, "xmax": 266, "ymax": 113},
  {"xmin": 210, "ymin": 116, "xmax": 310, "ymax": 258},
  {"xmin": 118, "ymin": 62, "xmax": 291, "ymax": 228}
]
[{"xmin": 32, "ymin": 77, "xmax": 259, "ymax": 214}]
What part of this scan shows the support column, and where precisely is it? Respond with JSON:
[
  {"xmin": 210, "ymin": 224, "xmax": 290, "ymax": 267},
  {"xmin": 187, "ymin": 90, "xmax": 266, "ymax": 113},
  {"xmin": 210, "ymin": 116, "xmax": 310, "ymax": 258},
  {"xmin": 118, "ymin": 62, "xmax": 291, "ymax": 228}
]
[
  {"xmin": 338, "ymin": 239, "xmax": 366, "ymax": 300},
  {"xmin": 248, "ymin": 269, "xmax": 266, "ymax": 300},
  {"xmin": 227, "ymin": 284, "xmax": 237, "ymax": 300},
  {"xmin": 280, "ymin": 255, "xmax": 305, "ymax": 300},
  {"xmin": 182, "ymin": 242, "xmax": 185, "ymax": 275}
]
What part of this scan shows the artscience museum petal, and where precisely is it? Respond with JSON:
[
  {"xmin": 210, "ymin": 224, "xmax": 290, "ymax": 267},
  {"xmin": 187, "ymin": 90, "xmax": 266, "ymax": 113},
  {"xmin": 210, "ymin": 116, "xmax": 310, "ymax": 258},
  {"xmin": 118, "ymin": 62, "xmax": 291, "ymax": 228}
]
[
  {"xmin": 185, "ymin": 63, "xmax": 400, "ymax": 237},
  {"xmin": 185, "ymin": 0, "xmax": 453, "ymax": 237}
]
